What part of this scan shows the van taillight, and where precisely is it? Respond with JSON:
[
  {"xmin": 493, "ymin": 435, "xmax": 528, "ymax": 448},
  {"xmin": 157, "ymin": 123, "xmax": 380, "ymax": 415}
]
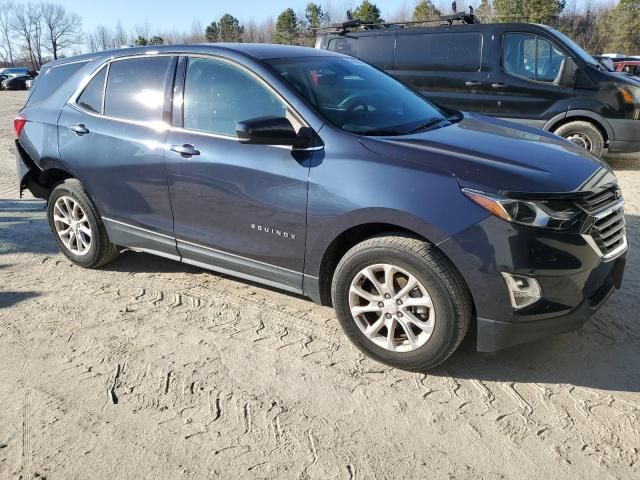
[{"xmin": 14, "ymin": 116, "xmax": 26, "ymax": 137}]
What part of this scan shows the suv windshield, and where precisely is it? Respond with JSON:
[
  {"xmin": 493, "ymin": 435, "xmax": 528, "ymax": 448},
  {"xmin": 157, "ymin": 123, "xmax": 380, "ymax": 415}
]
[{"xmin": 266, "ymin": 56, "xmax": 450, "ymax": 136}]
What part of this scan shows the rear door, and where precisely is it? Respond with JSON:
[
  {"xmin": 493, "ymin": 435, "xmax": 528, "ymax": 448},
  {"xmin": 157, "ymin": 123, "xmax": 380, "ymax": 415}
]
[
  {"xmin": 164, "ymin": 56, "xmax": 312, "ymax": 291},
  {"xmin": 484, "ymin": 28, "xmax": 577, "ymax": 125},
  {"xmin": 58, "ymin": 55, "xmax": 178, "ymax": 257},
  {"xmin": 392, "ymin": 30, "xmax": 488, "ymax": 112}
]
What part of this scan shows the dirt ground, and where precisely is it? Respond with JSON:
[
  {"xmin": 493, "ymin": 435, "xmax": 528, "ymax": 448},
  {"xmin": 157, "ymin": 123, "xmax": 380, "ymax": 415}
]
[{"xmin": 0, "ymin": 90, "xmax": 639, "ymax": 480}]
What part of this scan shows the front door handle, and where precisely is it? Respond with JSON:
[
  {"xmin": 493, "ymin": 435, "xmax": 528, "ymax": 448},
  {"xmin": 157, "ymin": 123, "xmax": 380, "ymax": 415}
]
[
  {"xmin": 170, "ymin": 144, "xmax": 200, "ymax": 158},
  {"xmin": 69, "ymin": 123, "xmax": 89, "ymax": 135},
  {"xmin": 491, "ymin": 83, "xmax": 508, "ymax": 90},
  {"xmin": 465, "ymin": 81, "xmax": 483, "ymax": 87}
]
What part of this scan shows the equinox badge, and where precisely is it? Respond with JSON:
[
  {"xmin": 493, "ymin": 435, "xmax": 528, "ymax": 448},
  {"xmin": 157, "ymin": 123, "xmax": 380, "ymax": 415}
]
[{"xmin": 251, "ymin": 224, "xmax": 297, "ymax": 240}]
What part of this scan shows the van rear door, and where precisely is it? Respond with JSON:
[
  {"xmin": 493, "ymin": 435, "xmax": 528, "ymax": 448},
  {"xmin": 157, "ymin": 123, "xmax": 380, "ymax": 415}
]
[{"xmin": 392, "ymin": 30, "xmax": 489, "ymax": 112}]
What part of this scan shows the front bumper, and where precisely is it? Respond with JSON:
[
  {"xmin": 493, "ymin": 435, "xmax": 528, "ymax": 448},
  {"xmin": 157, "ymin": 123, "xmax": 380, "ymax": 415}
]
[
  {"xmin": 608, "ymin": 118, "xmax": 640, "ymax": 154},
  {"xmin": 439, "ymin": 214, "xmax": 628, "ymax": 352}
]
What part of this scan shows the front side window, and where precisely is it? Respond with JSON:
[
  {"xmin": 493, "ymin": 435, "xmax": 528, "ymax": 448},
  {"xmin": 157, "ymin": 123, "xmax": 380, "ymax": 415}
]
[
  {"xmin": 267, "ymin": 56, "xmax": 448, "ymax": 136},
  {"xmin": 104, "ymin": 56, "xmax": 172, "ymax": 122},
  {"xmin": 77, "ymin": 66, "xmax": 107, "ymax": 114},
  {"xmin": 183, "ymin": 58, "xmax": 286, "ymax": 137},
  {"xmin": 503, "ymin": 33, "xmax": 568, "ymax": 83}
]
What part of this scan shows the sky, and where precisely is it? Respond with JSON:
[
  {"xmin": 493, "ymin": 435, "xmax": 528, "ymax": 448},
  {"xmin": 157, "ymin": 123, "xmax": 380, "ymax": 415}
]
[{"xmin": 22, "ymin": 0, "xmax": 609, "ymax": 34}]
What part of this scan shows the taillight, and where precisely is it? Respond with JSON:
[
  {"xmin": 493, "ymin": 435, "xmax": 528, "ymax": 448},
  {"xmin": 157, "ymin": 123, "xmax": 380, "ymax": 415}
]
[{"xmin": 14, "ymin": 115, "xmax": 27, "ymax": 137}]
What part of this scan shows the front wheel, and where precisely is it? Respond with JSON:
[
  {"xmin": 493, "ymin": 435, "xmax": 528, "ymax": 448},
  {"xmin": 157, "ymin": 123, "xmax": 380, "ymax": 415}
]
[
  {"xmin": 553, "ymin": 121, "xmax": 605, "ymax": 157},
  {"xmin": 331, "ymin": 234, "xmax": 472, "ymax": 371},
  {"xmin": 47, "ymin": 179, "xmax": 118, "ymax": 268}
]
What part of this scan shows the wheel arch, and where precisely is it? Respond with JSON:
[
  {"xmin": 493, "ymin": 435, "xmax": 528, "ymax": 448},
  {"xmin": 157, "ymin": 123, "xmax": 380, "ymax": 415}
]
[
  {"xmin": 544, "ymin": 110, "xmax": 613, "ymax": 145},
  {"xmin": 311, "ymin": 221, "xmax": 474, "ymax": 316}
]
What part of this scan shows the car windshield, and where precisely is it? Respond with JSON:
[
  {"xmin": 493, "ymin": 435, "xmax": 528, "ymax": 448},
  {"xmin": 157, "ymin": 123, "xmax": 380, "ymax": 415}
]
[{"xmin": 266, "ymin": 56, "xmax": 451, "ymax": 136}]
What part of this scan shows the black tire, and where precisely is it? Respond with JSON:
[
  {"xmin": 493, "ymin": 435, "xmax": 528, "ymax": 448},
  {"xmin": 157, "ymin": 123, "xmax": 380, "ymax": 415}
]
[
  {"xmin": 553, "ymin": 121, "xmax": 605, "ymax": 157},
  {"xmin": 331, "ymin": 234, "xmax": 472, "ymax": 371},
  {"xmin": 47, "ymin": 179, "xmax": 118, "ymax": 268}
]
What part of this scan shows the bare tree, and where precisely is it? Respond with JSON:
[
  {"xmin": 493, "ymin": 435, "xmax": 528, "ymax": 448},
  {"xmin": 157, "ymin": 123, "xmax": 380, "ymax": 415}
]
[
  {"xmin": 0, "ymin": 1, "xmax": 15, "ymax": 66},
  {"xmin": 41, "ymin": 2, "xmax": 82, "ymax": 59},
  {"xmin": 11, "ymin": 2, "xmax": 45, "ymax": 69}
]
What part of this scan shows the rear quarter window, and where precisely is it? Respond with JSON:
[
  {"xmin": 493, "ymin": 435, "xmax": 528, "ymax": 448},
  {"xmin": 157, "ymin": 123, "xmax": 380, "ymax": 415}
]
[
  {"xmin": 327, "ymin": 35, "xmax": 395, "ymax": 69},
  {"xmin": 394, "ymin": 32, "xmax": 483, "ymax": 72},
  {"xmin": 26, "ymin": 60, "xmax": 89, "ymax": 106}
]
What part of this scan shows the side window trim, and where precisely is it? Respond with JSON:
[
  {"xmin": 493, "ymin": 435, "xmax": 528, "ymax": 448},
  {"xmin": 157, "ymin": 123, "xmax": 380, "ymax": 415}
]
[
  {"xmin": 177, "ymin": 54, "xmax": 308, "ymax": 139},
  {"xmin": 501, "ymin": 32, "xmax": 572, "ymax": 85}
]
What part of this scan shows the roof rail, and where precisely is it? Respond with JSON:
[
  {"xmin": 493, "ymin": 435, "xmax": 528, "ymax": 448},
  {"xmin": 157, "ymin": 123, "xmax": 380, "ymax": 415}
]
[{"xmin": 319, "ymin": 7, "xmax": 480, "ymax": 34}]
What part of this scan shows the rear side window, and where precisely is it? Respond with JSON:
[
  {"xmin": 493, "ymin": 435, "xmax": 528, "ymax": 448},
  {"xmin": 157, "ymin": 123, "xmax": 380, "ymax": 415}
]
[
  {"xmin": 77, "ymin": 66, "xmax": 107, "ymax": 113},
  {"xmin": 26, "ymin": 61, "xmax": 89, "ymax": 106},
  {"xmin": 394, "ymin": 33, "xmax": 482, "ymax": 72},
  {"xmin": 502, "ymin": 33, "xmax": 567, "ymax": 83},
  {"xmin": 104, "ymin": 56, "xmax": 172, "ymax": 122},
  {"xmin": 327, "ymin": 36, "xmax": 394, "ymax": 68}
]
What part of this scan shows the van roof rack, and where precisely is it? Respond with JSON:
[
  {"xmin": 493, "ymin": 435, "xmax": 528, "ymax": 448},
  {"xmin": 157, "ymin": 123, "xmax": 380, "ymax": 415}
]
[{"xmin": 321, "ymin": 7, "xmax": 480, "ymax": 34}]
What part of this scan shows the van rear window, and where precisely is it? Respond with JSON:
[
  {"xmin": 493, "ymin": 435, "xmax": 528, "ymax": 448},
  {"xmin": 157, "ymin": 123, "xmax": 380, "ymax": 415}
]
[
  {"xmin": 327, "ymin": 36, "xmax": 395, "ymax": 69},
  {"xmin": 394, "ymin": 33, "xmax": 482, "ymax": 72},
  {"xmin": 26, "ymin": 60, "xmax": 89, "ymax": 106}
]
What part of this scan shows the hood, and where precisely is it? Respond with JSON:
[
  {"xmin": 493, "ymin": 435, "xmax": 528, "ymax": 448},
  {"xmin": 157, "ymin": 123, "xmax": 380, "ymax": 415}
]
[{"xmin": 359, "ymin": 113, "xmax": 611, "ymax": 196}]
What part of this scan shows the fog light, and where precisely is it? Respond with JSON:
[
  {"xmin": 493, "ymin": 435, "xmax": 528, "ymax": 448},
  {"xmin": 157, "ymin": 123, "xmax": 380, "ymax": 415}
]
[{"xmin": 501, "ymin": 273, "xmax": 541, "ymax": 310}]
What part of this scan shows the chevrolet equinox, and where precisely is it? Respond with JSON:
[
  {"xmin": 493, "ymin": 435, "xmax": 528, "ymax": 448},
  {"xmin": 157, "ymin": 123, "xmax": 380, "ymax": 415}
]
[{"xmin": 16, "ymin": 44, "xmax": 628, "ymax": 371}]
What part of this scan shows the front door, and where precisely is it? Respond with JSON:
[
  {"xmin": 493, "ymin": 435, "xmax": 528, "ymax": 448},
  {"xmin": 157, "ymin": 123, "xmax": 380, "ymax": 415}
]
[
  {"xmin": 165, "ymin": 56, "xmax": 312, "ymax": 291},
  {"xmin": 484, "ymin": 30, "xmax": 576, "ymax": 125}
]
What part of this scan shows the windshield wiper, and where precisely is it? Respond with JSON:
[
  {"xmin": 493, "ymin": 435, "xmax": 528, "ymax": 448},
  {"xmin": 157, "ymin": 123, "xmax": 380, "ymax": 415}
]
[
  {"xmin": 409, "ymin": 117, "xmax": 446, "ymax": 134},
  {"xmin": 356, "ymin": 128, "xmax": 406, "ymax": 136}
]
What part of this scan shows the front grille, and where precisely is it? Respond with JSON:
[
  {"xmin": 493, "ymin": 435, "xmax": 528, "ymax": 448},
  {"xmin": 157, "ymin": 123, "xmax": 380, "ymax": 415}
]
[
  {"xmin": 590, "ymin": 204, "xmax": 626, "ymax": 257},
  {"xmin": 576, "ymin": 185, "xmax": 621, "ymax": 213}
]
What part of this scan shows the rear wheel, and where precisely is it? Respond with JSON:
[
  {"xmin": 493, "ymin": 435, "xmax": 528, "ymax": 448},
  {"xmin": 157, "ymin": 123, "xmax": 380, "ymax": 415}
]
[
  {"xmin": 331, "ymin": 234, "xmax": 472, "ymax": 371},
  {"xmin": 553, "ymin": 121, "xmax": 604, "ymax": 157},
  {"xmin": 47, "ymin": 179, "xmax": 118, "ymax": 268}
]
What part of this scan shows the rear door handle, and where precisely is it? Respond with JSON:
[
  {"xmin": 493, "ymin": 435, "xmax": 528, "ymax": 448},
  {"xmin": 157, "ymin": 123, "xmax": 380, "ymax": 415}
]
[
  {"xmin": 465, "ymin": 81, "xmax": 483, "ymax": 87},
  {"xmin": 491, "ymin": 83, "xmax": 508, "ymax": 90},
  {"xmin": 170, "ymin": 144, "xmax": 200, "ymax": 158},
  {"xmin": 69, "ymin": 124, "xmax": 89, "ymax": 135}
]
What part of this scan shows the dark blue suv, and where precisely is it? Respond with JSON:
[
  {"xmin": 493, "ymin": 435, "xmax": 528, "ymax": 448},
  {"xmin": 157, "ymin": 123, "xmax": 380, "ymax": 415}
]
[{"xmin": 16, "ymin": 44, "xmax": 627, "ymax": 371}]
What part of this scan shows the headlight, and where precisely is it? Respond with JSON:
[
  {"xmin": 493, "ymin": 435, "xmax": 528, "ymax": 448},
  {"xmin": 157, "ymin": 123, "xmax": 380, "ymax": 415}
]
[
  {"xmin": 462, "ymin": 188, "xmax": 584, "ymax": 230},
  {"xmin": 617, "ymin": 83, "xmax": 640, "ymax": 106}
]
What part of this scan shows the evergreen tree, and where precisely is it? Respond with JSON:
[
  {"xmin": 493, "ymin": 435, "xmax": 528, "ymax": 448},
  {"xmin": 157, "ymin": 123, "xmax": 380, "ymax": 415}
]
[
  {"xmin": 305, "ymin": 2, "xmax": 327, "ymax": 45},
  {"xmin": 275, "ymin": 8, "xmax": 300, "ymax": 45},
  {"xmin": 493, "ymin": 0, "xmax": 565, "ymax": 23},
  {"xmin": 134, "ymin": 35, "xmax": 148, "ymax": 46},
  {"xmin": 602, "ymin": 0, "xmax": 640, "ymax": 53},
  {"xmin": 475, "ymin": 0, "xmax": 493, "ymax": 20},
  {"xmin": 149, "ymin": 36, "xmax": 164, "ymax": 45},
  {"xmin": 349, "ymin": 0, "xmax": 383, "ymax": 24},
  {"xmin": 412, "ymin": 0, "xmax": 441, "ymax": 21},
  {"xmin": 219, "ymin": 14, "xmax": 243, "ymax": 42},
  {"xmin": 205, "ymin": 21, "xmax": 220, "ymax": 42}
]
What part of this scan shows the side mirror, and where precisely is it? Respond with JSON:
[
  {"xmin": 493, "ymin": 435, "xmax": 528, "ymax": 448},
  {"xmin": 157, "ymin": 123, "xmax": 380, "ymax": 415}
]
[
  {"xmin": 236, "ymin": 116, "xmax": 314, "ymax": 149},
  {"xmin": 555, "ymin": 58, "xmax": 578, "ymax": 87}
]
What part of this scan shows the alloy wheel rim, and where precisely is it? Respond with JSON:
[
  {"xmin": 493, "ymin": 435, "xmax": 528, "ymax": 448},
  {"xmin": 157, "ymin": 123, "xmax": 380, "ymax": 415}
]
[
  {"xmin": 348, "ymin": 263, "xmax": 436, "ymax": 353},
  {"xmin": 53, "ymin": 196, "xmax": 92, "ymax": 256},
  {"xmin": 565, "ymin": 132, "xmax": 593, "ymax": 151}
]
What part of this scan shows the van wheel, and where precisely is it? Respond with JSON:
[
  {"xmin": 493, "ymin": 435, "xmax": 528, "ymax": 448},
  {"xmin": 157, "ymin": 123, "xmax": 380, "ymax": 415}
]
[
  {"xmin": 331, "ymin": 234, "xmax": 472, "ymax": 371},
  {"xmin": 553, "ymin": 121, "xmax": 604, "ymax": 157},
  {"xmin": 47, "ymin": 179, "xmax": 119, "ymax": 268}
]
